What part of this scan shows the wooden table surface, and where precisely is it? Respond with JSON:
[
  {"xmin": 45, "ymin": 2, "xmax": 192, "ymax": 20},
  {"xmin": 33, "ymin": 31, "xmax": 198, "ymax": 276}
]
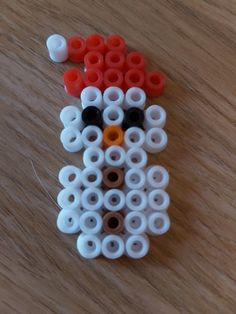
[{"xmin": 1, "ymin": 0, "xmax": 236, "ymax": 313}]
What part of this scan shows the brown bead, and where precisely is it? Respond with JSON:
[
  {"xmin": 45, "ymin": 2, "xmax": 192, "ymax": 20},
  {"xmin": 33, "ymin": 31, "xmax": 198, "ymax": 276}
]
[
  {"xmin": 103, "ymin": 212, "xmax": 124, "ymax": 234},
  {"xmin": 102, "ymin": 167, "xmax": 124, "ymax": 189}
]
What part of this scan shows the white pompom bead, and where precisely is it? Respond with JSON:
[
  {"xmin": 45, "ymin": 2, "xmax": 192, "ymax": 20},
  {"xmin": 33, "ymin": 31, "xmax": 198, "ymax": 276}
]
[
  {"xmin": 83, "ymin": 147, "xmax": 105, "ymax": 168},
  {"xmin": 81, "ymin": 126, "xmax": 103, "ymax": 148},
  {"xmin": 148, "ymin": 189, "xmax": 170, "ymax": 211},
  {"xmin": 60, "ymin": 105, "xmax": 84, "ymax": 130},
  {"xmin": 124, "ymin": 127, "xmax": 145, "ymax": 148},
  {"xmin": 104, "ymin": 145, "xmax": 126, "ymax": 167},
  {"xmin": 79, "ymin": 211, "xmax": 103, "ymax": 234},
  {"xmin": 81, "ymin": 187, "xmax": 103, "ymax": 211},
  {"xmin": 58, "ymin": 165, "xmax": 82, "ymax": 188},
  {"xmin": 126, "ymin": 190, "xmax": 147, "ymax": 211},
  {"xmin": 46, "ymin": 34, "xmax": 68, "ymax": 63},
  {"xmin": 103, "ymin": 87, "xmax": 124, "ymax": 107},
  {"xmin": 147, "ymin": 212, "xmax": 170, "ymax": 235},
  {"xmin": 124, "ymin": 87, "xmax": 146, "ymax": 109},
  {"xmin": 125, "ymin": 234, "xmax": 150, "ymax": 259},
  {"xmin": 57, "ymin": 187, "xmax": 81, "ymax": 210},
  {"xmin": 80, "ymin": 86, "xmax": 103, "ymax": 109},
  {"xmin": 81, "ymin": 167, "xmax": 103, "ymax": 188},
  {"xmin": 101, "ymin": 235, "xmax": 124, "ymax": 259},
  {"xmin": 124, "ymin": 168, "xmax": 146, "ymax": 190},
  {"xmin": 103, "ymin": 189, "xmax": 125, "ymax": 211},
  {"xmin": 144, "ymin": 128, "xmax": 168, "ymax": 153},
  {"xmin": 144, "ymin": 105, "xmax": 166, "ymax": 129},
  {"xmin": 77, "ymin": 233, "xmax": 101, "ymax": 259},
  {"xmin": 126, "ymin": 147, "xmax": 147, "ymax": 169},
  {"xmin": 57, "ymin": 209, "xmax": 80, "ymax": 234},
  {"xmin": 103, "ymin": 105, "xmax": 124, "ymax": 127},
  {"xmin": 60, "ymin": 127, "xmax": 83, "ymax": 152},
  {"xmin": 146, "ymin": 165, "xmax": 169, "ymax": 190},
  {"xmin": 124, "ymin": 212, "xmax": 147, "ymax": 235}
]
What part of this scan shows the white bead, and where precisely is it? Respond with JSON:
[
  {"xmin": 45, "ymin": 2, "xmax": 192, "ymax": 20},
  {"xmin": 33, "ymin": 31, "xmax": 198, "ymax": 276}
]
[
  {"xmin": 124, "ymin": 127, "xmax": 145, "ymax": 148},
  {"xmin": 57, "ymin": 209, "xmax": 80, "ymax": 234},
  {"xmin": 60, "ymin": 105, "xmax": 84, "ymax": 130},
  {"xmin": 126, "ymin": 190, "xmax": 147, "ymax": 211},
  {"xmin": 101, "ymin": 235, "xmax": 124, "ymax": 259},
  {"xmin": 57, "ymin": 187, "xmax": 81, "ymax": 210},
  {"xmin": 83, "ymin": 147, "xmax": 104, "ymax": 168},
  {"xmin": 144, "ymin": 105, "xmax": 166, "ymax": 129},
  {"xmin": 103, "ymin": 189, "xmax": 125, "ymax": 211},
  {"xmin": 58, "ymin": 165, "xmax": 82, "ymax": 188},
  {"xmin": 147, "ymin": 212, "xmax": 170, "ymax": 235},
  {"xmin": 77, "ymin": 233, "xmax": 101, "ymax": 259},
  {"xmin": 81, "ymin": 167, "xmax": 102, "ymax": 188},
  {"xmin": 81, "ymin": 187, "xmax": 103, "ymax": 211},
  {"xmin": 60, "ymin": 127, "xmax": 83, "ymax": 152},
  {"xmin": 104, "ymin": 145, "xmax": 126, "ymax": 167},
  {"xmin": 80, "ymin": 87, "xmax": 103, "ymax": 109},
  {"xmin": 148, "ymin": 189, "xmax": 170, "ymax": 211},
  {"xmin": 79, "ymin": 211, "xmax": 102, "ymax": 234},
  {"xmin": 126, "ymin": 147, "xmax": 147, "ymax": 169},
  {"xmin": 124, "ymin": 212, "xmax": 147, "ymax": 235},
  {"xmin": 103, "ymin": 105, "xmax": 124, "ymax": 127},
  {"xmin": 146, "ymin": 166, "xmax": 169, "ymax": 189},
  {"xmin": 125, "ymin": 234, "xmax": 149, "ymax": 259},
  {"xmin": 46, "ymin": 34, "xmax": 68, "ymax": 63},
  {"xmin": 81, "ymin": 126, "xmax": 103, "ymax": 148},
  {"xmin": 103, "ymin": 87, "xmax": 124, "ymax": 107},
  {"xmin": 124, "ymin": 168, "xmax": 146, "ymax": 190},
  {"xmin": 124, "ymin": 87, "xmax": 146, "ymax": 109},
  {"xmin": 144, "ymin": 128, "xmax": 168, "ymax": 153}
]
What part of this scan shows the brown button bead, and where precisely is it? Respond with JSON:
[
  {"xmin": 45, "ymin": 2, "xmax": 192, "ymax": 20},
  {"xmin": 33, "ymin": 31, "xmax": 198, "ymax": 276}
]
[
  {"xmin": 103, "ymin": 167, "xmax": 124, "ymax": 189},
  {"xmin": 103, "ymin": 212, "xmax": 124, "ymax": 234}
]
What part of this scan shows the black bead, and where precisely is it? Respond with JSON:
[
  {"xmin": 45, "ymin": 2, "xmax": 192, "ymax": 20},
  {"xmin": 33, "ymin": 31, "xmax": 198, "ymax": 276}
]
[
  {"xmin": 122, "ymin": 107, "xmax": 144, "ymax": 130},
  {"xmin": 82, "ymin": 106, "xmax": 103, "ymax": 128}
]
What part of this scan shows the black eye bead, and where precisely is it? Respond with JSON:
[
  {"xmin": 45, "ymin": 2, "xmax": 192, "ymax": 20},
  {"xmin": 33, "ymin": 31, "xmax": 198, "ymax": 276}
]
[
  {"xmin": 82, "ymin": 106, "xmax": 103, "ymax": 128},
  {"xmin": 122, "ymin": 107, "xmax": 144, "ymax": 130}
]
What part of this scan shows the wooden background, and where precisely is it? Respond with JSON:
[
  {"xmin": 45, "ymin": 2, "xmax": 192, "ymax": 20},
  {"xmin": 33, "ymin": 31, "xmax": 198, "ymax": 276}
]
[{"xmin": 1, "ymin": 0, "xmax": 236, "ymax": 313}]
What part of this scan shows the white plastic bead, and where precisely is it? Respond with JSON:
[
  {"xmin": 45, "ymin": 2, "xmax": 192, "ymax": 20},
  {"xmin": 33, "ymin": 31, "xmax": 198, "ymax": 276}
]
[
  {"xmin": 103, "ymin": 86, "xmax": 124, "ymax": 107},
  {"xmin": 103, "ymin": 189, "xmax": 125, "ymax": 211},
  {"xmin": 57, "ymin": 187, "xmax": 81, "ymax": 210},
  {"xmin": 81, "ymin": 126, "xmax": 103, "ymax": 148},
  {"xmin": 83, "ymin": 147, "xmax": 104, "ymax": 168},
  {"xmin": 105, "ymin": 145, "xmax": 126, "ymax": 167},
  {"xmin": 57, "ymin": 209, "xmax": 80, "ymax": 234},
  {"xmin": 60, "ymin": 105, "xmax": 84, "ymax": 130},
  {"xmin": 125, "ymin": 234, "xmax": 150, "ymax": 259},
  {"xmin": 126, "ymin": 190, "xmax": 147, "ymax": 211},
  {"xmin": 103, "ymin": 105, "xmax": 124, "ymax": 127},
  {"xmin": 126, "ymin": 147, "xmax": 148, "ymax": 169},
  {"xmin": 60, "ymin": 127, "xmax": 83, "ymax": 152},
  {"xmin": 80, "ymin": 86, "xmax": 103, "ymax": 109},
  {"xmin": 101, "ymin": 235, "xmax": 124, "ymax": 259},
  {"xmin": 46, "ymin": 34, "xmax": 68, "ymax": 63},
  {"xmin": 81, "ymin": 167, "xmax": 102, "ymax": 188},
  {"xmin": 77, "ymin": 233, "xmax": 101, "ymax": 259},
  {"xmin": 148, "ymin": 189, "xmax": 170, "ymax": 211},
  {"xmin": 58, "ymin": 165, "xmax": 82, "ymax": 188},
  {"xmin": 147, "ymin": 212, "xmax": 170, "ymax": 235},
  {"xmin": 81, "ymin": 187, "xmax": 103, "ymax": 211},
  {"xmin": 79, "ymin": 211, "xmax": 102, "ymax": 234},
  {"xmin": 146, "ymin": 166, "xmax": 169, "ymax": 189},
  {"xmin": 144, "ymin": 105, "xmax": 166, "ymax": 129},
  {"xmin": 124, "ymin": 212, "xmax": 147, "ymax": 235},
  {"xmin": 144, "ymin": 128, "xmax": 168, "ymax": 153},
  {"xmin": 124, "ymin": 87, "xmax": 146, "ymax": 109},
  {"xmin": 124, "ymin": 127, "xmax": 145, "ymax": 148},
  {"xmin": 124, "ymin": 168, "xmax": 146, "ymax": 190}
]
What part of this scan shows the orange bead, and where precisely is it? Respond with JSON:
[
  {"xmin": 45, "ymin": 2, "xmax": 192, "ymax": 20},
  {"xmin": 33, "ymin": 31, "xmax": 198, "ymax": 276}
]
[{"xmin": 103, "ymin": 126, "xmax": 124, "ymax": 147}]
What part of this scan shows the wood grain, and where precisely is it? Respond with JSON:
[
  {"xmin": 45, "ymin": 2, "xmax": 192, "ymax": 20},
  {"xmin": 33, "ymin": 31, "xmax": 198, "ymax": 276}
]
[{"xmin": 1, "ymin": 0, "xmax": 236, "ymax": 313}]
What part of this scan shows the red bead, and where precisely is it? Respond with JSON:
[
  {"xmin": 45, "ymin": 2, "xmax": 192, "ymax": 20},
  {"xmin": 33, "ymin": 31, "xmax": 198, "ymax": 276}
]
[
  {"xmin": 124, "ymin": 69, "xmax": 145, "ymax": 90},
  {"xmin": 84, "ymin": 68, "xmax": 103, "ymax": 90},
  {"xmin": 106, "ymin": 35, "xmax": 126, "ymax": 53},
  {"xmin": 68, "ymin": 36, "xmax": 87, "ymax": 63},
  {"xmin": 145, "ymin": 71, "xmax": 166, "ymax": 97},
  {"xmin": 126, "ymin": 51, "xmax": 146, "ymax": 71},
  {"xmin": 84, "ymin": 51, "xmax": 104, "ymax": 71},
  {"xmin": 63, "ymin": 68, "xmax": 84, "ymax": 97},
  {"xmin": 86, "ymin": 34, "xmax": 106, "ymax": 54},
  {"xmin": 105, "ymin": 51, "xmax": 125, "ymax": 71},
  {"xmin": 103, "ymin": 69, "xmax": 124, "ymax": 89}
]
